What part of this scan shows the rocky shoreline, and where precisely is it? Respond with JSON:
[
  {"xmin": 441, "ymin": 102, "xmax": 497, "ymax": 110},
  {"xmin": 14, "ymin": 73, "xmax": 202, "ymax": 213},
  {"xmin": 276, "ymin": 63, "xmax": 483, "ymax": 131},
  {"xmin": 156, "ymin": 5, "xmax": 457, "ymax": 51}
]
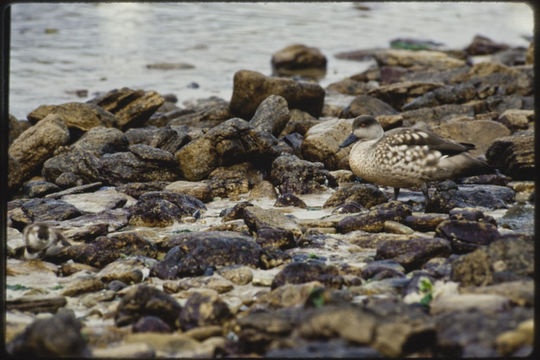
[{"xmin": 6, "ymin": 35, "xmax": 534, "ymax": 357}]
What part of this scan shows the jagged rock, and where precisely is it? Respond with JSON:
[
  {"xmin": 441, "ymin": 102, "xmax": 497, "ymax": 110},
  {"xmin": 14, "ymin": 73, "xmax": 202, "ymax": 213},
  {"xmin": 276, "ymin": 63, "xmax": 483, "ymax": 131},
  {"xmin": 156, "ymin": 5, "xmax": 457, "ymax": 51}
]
[
  {"xmin": 128, "ymin": 191, "xmax": 205, "ymax": 227},
  {"xmin": 271, "ymin": 261, "xmax": 344, "ymax": 289},
  {"xmin": 27, "ymin": 102, "xmax": 117, "ymax": 132},
  {"xmin": 274, "ymin": 193, "xmax": 307, "ymax": 208},
  {"xmin": 23, "ymin": 180, "xmax": 61, "ymax": 198},
  {"xmin": 175, "ymin": 118, "xmax": 280, "ymax": 181},
  {"xmin": 324, "ymin": 183, "xmax": 387, "ymax": 209},
  {"xmin": 125, "ymin": 126, "xmax": 191, "ymax": 154},
  {"xmin": 99, "ymin": 150, "xmax": 179, "ymax": 186},
  {"xmin": 229, "ymin": 70, "xmax": 325, "ymax": 119},
  {"xmin": 336, "ymin": 201, "xmax": 412, "ymax": 233},
  {"xmin": 206, "ymin": 162, "xmax": 263, "ymax": 200},
  {"xmin": 42, "ymin": 148, "xmax": 102, "ymax": 185},
  {"xmin": 451, "ymin": 234, "xmax": 534, "ymax": 286},
  {"xmin": 243, "ymin": 205, "xmax": 302, "ymax": 237},
  {"xmin": 179, "ymin": 292, "xmax": 232, "ymax": 331},
  {"xmin": 270, "ymin": 153, "xmax": 336, "ymax": 194},
  {"xmin": 167, "ymin": 96, "xmax": 231, "ymax": 128},
  {"xmin": 115, "ymin": 284, "xmax": 182, "ymax": 328},
  {"xmin": 249, "ymin": 95, "xmax": 290, "ymax": 136},
  {"xmin": 279, "ymin": 109, "xmax": 322, "ymax": 137},
  {"xmin": 486, "ymin": 130, "xmax": 534, "ymax": 180},
  {"xmin": 88, "ymin": 87, "xmax": 164, "ymax": 129},
  {"xmin": 9, "ymin": 114, "xmax": 70, "ymax": 181},
  {"xmin": 151, "ymin": 231, "xmax": 263, "ymax": 279}
]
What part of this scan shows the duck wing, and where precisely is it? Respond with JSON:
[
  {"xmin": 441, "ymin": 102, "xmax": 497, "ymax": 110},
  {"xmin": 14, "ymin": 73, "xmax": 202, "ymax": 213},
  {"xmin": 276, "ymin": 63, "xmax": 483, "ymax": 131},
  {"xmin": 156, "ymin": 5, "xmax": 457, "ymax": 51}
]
[{"xmin": 382, "ymin": 127, "xmax": 472, "ymax": 156}]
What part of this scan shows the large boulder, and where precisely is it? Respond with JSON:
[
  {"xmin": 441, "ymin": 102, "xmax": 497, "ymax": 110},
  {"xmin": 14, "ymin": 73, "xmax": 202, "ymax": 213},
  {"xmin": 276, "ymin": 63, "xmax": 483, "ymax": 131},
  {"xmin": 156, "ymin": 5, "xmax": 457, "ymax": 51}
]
[
  {"xmin": 175, "ymin": 118, "xmax": 280, "ymax": 181},
  {"xmin": 88, "ymin": 87, "xmax": 164, "ymax": 129},
  {"xmin": 9, "ymin": 114, "xmax": 70, "ymax": 180},
  {"xmin": 229, "ymin": 70, "xmax": 325, "ymax": 119}
]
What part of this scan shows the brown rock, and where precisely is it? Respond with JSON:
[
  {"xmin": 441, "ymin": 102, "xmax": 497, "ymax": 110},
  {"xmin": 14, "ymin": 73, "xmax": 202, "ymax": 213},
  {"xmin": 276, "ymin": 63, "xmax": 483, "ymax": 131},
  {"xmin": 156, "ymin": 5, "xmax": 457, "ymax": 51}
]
[
  {"xmin": 432, "ymin": 119, "xmax": 511, "ymax": 156},
  {"xmin": 486, "ymin": 130, "xmax": 534, "ymax": 180},
  {"xmin": 271, "ymin": 44, "xmax": 327, "ymax": 78},
  {"xmin": 27, "ymin": 102, "xmax": 117, "ymax": 132},
  {"xmin": 229, "ymin": 70, "xmax": 325, "ymax": 119},
  {"xmin": 301, "ymin": 118, "xmax": 353, "ymax": 170},
  {"xmin": 367, "ymin": 81, "xmax": 443, "ymax": 110},
  {"xmin": 89, "ymin": 87, "xmax": 164, "ymax": 129},
  {"xmin": 9, "ymin": 114, "xmax": 70, "ymax": 180}
]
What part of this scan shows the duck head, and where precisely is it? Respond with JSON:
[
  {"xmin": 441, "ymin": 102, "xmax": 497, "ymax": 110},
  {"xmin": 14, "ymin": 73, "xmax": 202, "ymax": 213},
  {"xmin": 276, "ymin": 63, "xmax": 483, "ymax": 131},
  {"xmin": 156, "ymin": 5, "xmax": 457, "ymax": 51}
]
[{"xmin": 339, "ymin": 115, "xmax": 384, "ymax": 148}]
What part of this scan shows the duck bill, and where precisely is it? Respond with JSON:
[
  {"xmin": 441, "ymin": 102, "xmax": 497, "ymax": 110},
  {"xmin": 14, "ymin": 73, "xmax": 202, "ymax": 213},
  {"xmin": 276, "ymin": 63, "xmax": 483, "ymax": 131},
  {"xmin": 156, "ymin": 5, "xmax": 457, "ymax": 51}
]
[{"xmin": 339, "ymin": 133, "xmax": 359, "ymax": 148}]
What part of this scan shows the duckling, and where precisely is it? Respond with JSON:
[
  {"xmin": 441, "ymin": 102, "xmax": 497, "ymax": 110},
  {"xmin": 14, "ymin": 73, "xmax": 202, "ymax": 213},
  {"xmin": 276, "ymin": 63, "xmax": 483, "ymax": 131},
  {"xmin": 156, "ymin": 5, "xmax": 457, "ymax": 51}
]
[
  {"xmin": 340, "ymin": 115, "xmax": 492, "ymax": 205},
  {"xmin": 23, "ymin": 223, "xmax": 70, "ymax": 260}
]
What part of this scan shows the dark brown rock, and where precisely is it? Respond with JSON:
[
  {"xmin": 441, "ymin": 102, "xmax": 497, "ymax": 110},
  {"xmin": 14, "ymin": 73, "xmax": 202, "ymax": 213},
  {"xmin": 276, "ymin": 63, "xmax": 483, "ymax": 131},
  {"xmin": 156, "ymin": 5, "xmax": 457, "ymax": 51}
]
[
  {"xmin": 8, "ymin": 155, "xmax": 24, "ymax": 194},
  {"xmin": 435, "ymin": 220, "xmax": 500, "ymax": 253},
  {"xmin": 115, "ymin": 284, "xmax": 182, "ymax": 328},
  {"xmin": 6, "ymin": 296, "xmax": 67, "ymax": 313},
  {"xmin": 50, "ymin": 232, "xmax": 158, "ymax": 267},
  {"xmin": 167, "ymin": 96, "xmax": 231, "ymax": 128},
  {"xmin": 451, "ymin": 234, "xmax": 534, "ymax": 286},
  {"xmin": 132, "ymin": 315, "xmax": 173, "ymax": 333},
  {"xmin": 375, "ymin": 237, "xmax": 451, "ymax": 271},
  {"xmin": 336, "ymin": 201, "xmax": 412, "ymax": 233},
  {"xmin": 249, "ymin": 95, "xmax": 290, "ymax": 136},
  {"xmin": 23, "ymin": 180, "xmax": 61, "ymax": 198},
  {"xmin": 8, "ymin": 114, "xmax": 23, "ymax": 145},
  {"xmin": 403, "ymin": 213, "xmax": 448, "ymax": 232},
  {"xmin": 255, "ymin": 226, "xmax": 296, "ymax": 250},
  {"xmin": 89, "ymin": 87, "xmax": 164, "ymax": 129},
  {"xmin": 464, "ymin": 34, "xmax": 509, "ymax": 55},
  {"xmin": 229, "ymin": 70, "xmax": 325, "ymax": 119},
  {"xmin": 42, "ymin": 148, "xmax": 102, "ymax": 185},
  {"xmin": 99, "ymin": 151, "xmax": 179, "ymax": 186},
  {"xmin": 27, "ymin": 102, "xmax": 117, "ymax": 132},
  {"xmin": 125, "ymin": 125, "xmax": 190, "ymax": 154},
  {"xmin": 6, "ymin": 309, "xmax": 89, "ymax": 357},
  {"xmin": 486, "ymin": 130, "xmax": 534, "ymax": 180},
  {"xmin": 21, "ymin": 198, "xmax": 82, "ymax": 223},
  {"xmin": 270, "ymin": 153, "xmax": 335, "ymax": 195},
  {"xmin": 175, "ymin": 118, "xmax": 280, "ymax": 181},
  {"xmin": 324, "ymin": 183, "xmax": 387, "ymax": 209},
  {"xmin": 401, "ymin": 83, "xmax": 477, "ymax": 110},
  {"xmin": 271, "ymin": 261, "xmax": 344, "ymax": 289},
  {"xmin": 271, "ymin": 44, "xmax": 327, "ymax": 78},
  {"xmin": 207, "ymin": 162, "xmax": 262, "ymax": 200},
  {"xmin": 152, "ymin": 231, "xmax": 262, "ymax": 279},
  {"xmin": 128, "ymin": 191, "xmax": 205, "ymax": 227},
  {"xmin": 9, "ymin": 114, "xmax": 70, "ymax": 181},
  {"xmin": 274, "ymin": 193, "xmax": 306, "ymax": 208},
  {"xmin": 367, "ymin": 81, "xmax": 443, "ymax": 110},
  {"xmin": 179, "ymin": 292, "xmax": 232, "ymax": 331}
]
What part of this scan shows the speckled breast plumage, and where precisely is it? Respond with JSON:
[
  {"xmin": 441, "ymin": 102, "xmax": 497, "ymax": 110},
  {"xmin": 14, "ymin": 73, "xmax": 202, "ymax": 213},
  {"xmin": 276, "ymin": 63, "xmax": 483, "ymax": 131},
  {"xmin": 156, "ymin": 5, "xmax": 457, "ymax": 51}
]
[{"xmin": 349, "ymin": 128, "xmax": 445, "ymax": 189}]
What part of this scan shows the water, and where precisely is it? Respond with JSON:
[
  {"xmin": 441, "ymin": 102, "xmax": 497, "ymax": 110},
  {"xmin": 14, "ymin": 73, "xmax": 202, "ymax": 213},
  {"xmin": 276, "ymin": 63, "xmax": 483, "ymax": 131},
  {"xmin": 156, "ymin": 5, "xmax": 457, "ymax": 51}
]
[{"xmin": 9, "ymin": 2, "xmax": 533, "ymax": 120}]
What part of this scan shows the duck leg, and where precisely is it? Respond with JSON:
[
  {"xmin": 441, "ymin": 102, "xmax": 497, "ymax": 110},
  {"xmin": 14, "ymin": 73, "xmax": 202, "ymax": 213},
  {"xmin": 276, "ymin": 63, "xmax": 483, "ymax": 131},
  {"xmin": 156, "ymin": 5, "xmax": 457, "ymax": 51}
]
[
  {"xmin": 393, "ymin": 187, "xmax": 400, "ymax": 200},
  {"xmin": 421, "ymin": 183, "xmax": 429, "ymax": 211}
]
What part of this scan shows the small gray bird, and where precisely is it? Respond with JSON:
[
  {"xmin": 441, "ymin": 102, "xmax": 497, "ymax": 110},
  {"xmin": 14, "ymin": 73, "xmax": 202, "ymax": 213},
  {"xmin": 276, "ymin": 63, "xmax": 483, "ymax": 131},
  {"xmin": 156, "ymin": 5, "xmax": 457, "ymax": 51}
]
[
  {"xmin": 23, "ymin": 223, "xmax": 70, "ymax": 260},
  {"xmin": 340, "ymin": 115, "xmax": 492, "ymax": 204}
]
